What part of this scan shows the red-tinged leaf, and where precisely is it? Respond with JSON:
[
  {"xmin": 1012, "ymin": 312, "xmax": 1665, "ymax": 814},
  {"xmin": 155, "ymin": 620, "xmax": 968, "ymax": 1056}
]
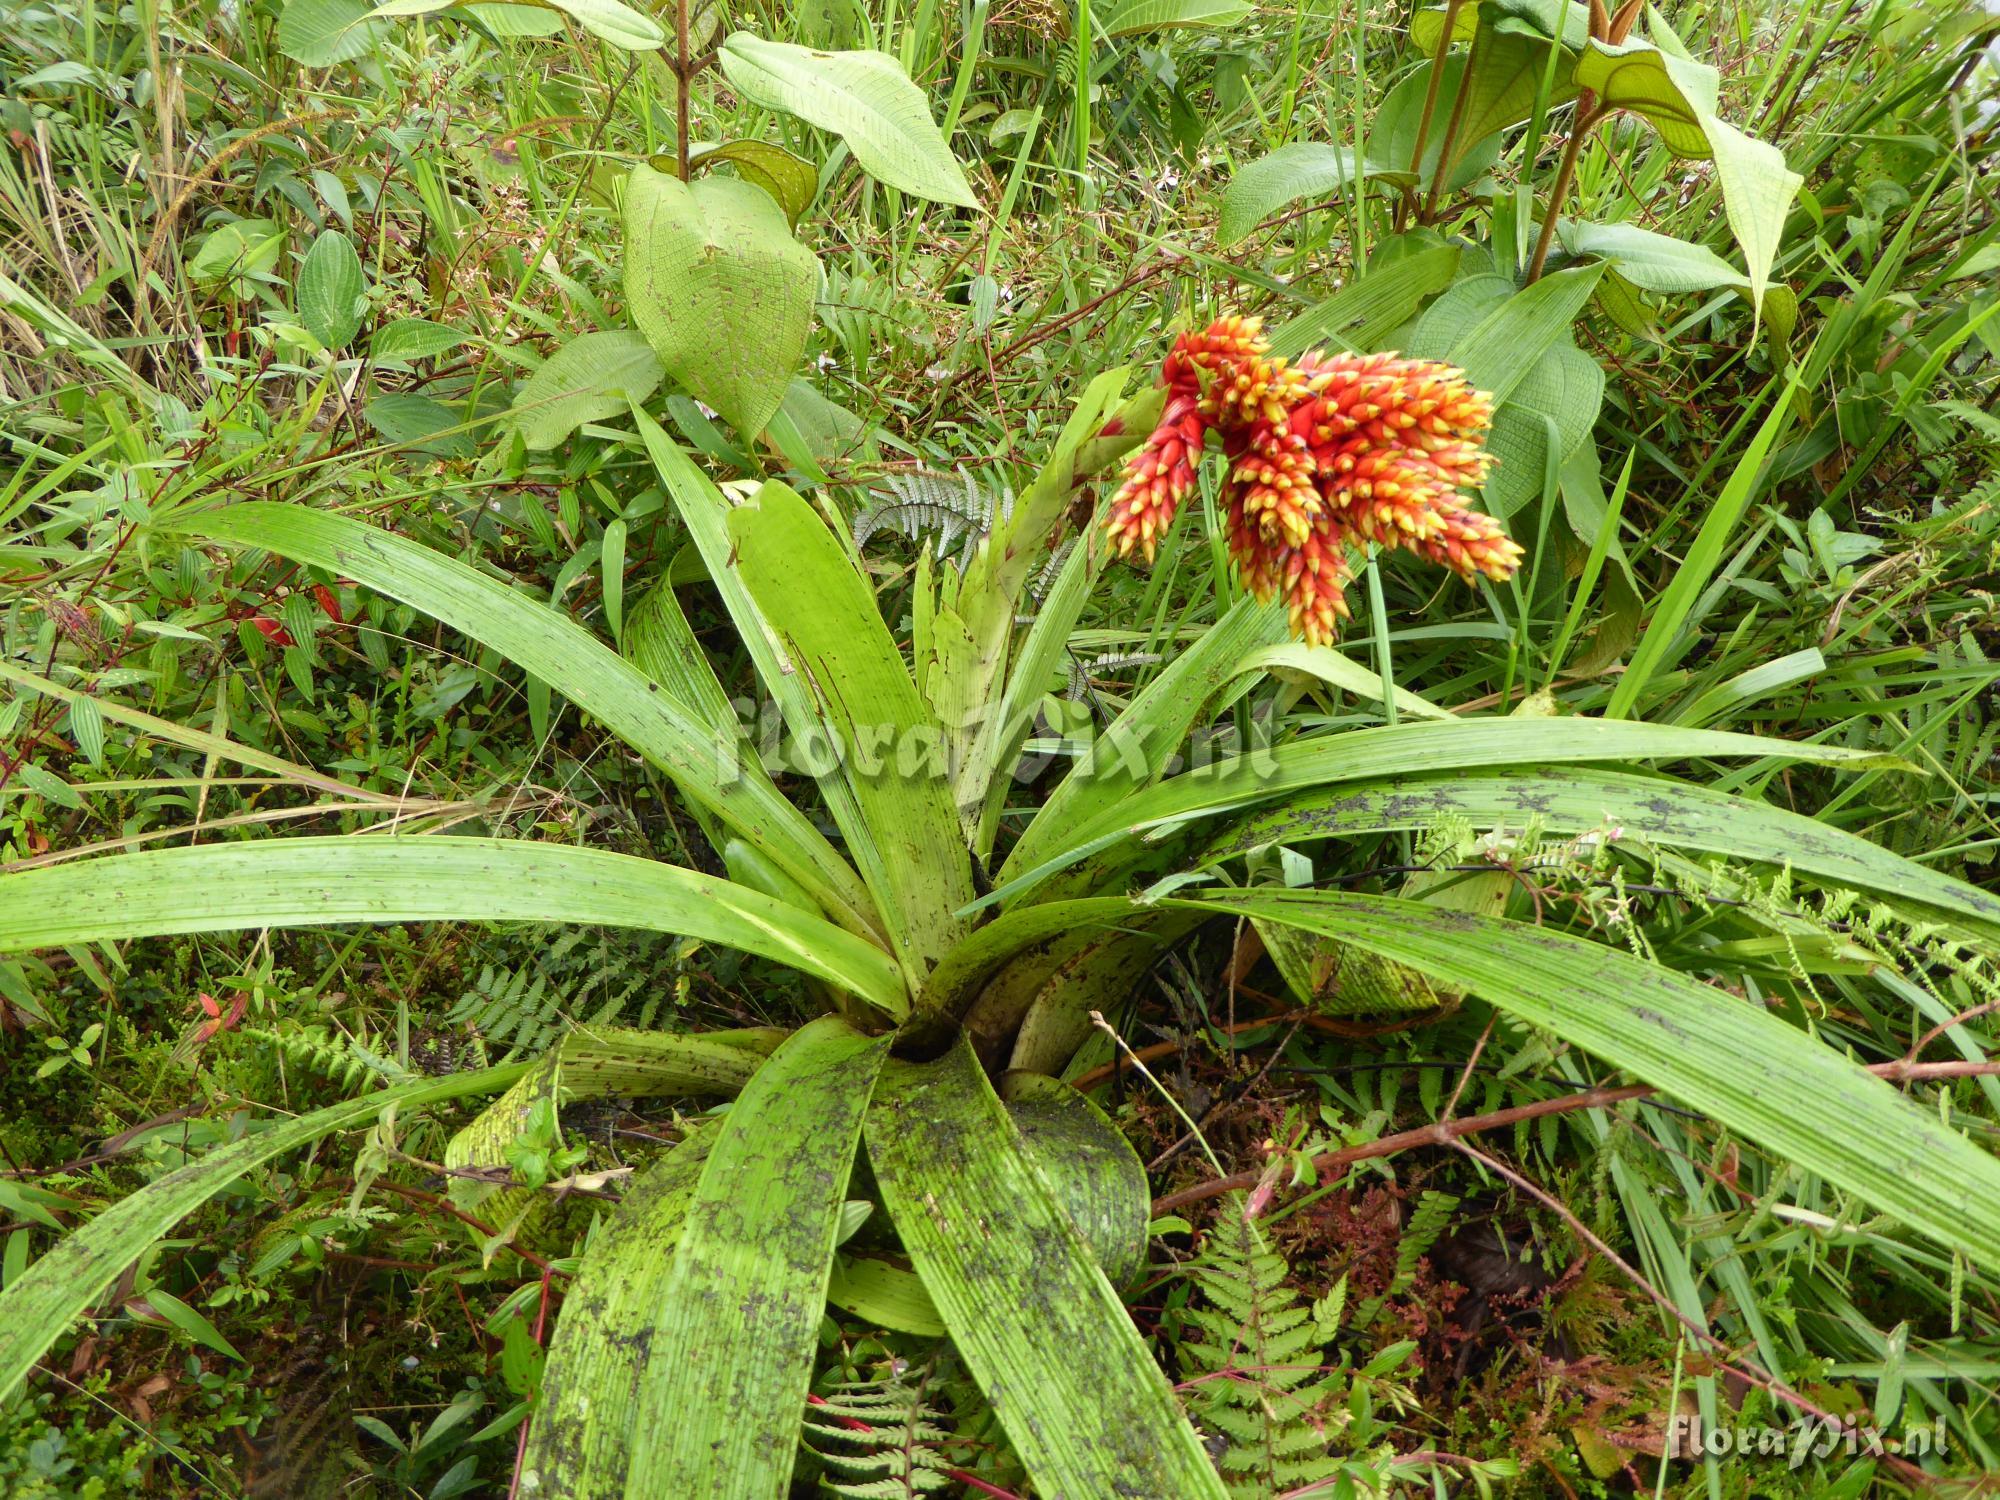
[
  {"xmin": 312, "ymin": 584, "xmax": 344, "ymax": 624},
  {"xmin": 250, "ymin": 617, "xmax": 293, "ymax": 647}
]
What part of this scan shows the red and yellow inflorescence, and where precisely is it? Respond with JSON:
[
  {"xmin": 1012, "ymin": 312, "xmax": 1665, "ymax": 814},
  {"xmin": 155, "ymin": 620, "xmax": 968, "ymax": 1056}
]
[{"xmin": 1102, "ymin": 315, "xmax": 1522, "ymax": 645}]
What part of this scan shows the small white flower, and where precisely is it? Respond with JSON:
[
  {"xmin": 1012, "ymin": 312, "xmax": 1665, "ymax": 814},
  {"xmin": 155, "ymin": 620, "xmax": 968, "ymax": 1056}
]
[
  {"xmin": 815, "ymin": 352, "xmax": 837, "ymax": 373},
  {"xmin": 695, "ymin": 401, "xmax": 718, "ymax": 419}
]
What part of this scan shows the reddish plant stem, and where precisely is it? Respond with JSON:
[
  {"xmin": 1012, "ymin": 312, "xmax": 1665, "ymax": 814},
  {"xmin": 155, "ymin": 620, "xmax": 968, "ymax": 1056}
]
[
  {"xmin": 1525, "ymin": 100, "xmax": 1606, "ymax": 282},
  {"xmin": 1151, "ymin": 1057, "xmax": 2000, "ymax": 1215},
  {"xmin": 506, "ymin": 1262, "xmax": 555, "ymax": 1500},
  {"xmin": 805, "ymin": 1394, "xmax": 1023, "ymax": 1498}
]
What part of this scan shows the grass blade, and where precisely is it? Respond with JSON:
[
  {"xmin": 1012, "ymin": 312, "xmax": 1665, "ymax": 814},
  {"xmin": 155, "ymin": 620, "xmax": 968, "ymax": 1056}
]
[
  {"xmin": 1195, "ymin": 890, "xmax": 2000, "ymax": 1275},
  {"xmin": 0, "ymin": 1064, "xmax": 530, "ymax": 1403},
  {"xmin": 1605, "ymin": 369, "xmax": 1800, "ymax": 718}
]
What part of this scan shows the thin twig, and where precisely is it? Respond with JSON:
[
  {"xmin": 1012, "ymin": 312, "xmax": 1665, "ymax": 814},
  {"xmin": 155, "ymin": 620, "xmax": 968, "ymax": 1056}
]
[{"xmin": 1151, "ymin": 1057, "xmax": 2000, "ymax": 1215}]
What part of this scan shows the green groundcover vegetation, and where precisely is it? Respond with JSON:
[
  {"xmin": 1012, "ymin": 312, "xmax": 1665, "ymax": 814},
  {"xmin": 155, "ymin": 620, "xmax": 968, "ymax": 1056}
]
[{"xmin": 3, "ymin": 0, "xmax": 1999, "ymax": 1493}]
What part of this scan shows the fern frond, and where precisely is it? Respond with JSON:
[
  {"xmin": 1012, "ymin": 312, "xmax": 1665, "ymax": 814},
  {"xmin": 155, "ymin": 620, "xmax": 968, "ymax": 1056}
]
[
  {"xmin": 445, "ymin": 927, "xmax": 679, "ymax": 1060},
  {"xmin": 804, "ymin": 1370, "xmax": 959, "ymax": 1497},
  {"xmin": 853, "ymin": 469, "xmax": 1014, "ymax": 571},
  {"xmin": 1065, "ymin": 650, "xmax": 1161, "ymax": 701},
  {"xmin": 1183, "ymin": 1195, "xmax": 1345, "ymax": 1497},
  {"xmin": 244, "ymin": 1023, "xmax": 415, "ymax": 1092}
]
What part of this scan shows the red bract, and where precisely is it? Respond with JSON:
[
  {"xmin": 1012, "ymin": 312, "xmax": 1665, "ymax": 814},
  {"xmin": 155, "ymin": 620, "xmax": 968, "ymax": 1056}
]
[{"xmin": 1103, "ymin": 315, "xmax": 1522, "ymax": 645}]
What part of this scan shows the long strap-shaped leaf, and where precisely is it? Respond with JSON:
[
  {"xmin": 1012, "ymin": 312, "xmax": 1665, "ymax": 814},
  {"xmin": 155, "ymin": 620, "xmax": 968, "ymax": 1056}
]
[
  {"xmin": 631, "ymin": 413, "xmax": 893, "ymax": 923},
  {"xmin": 161, "ymin": 503, "xmax": 880, "ymax": 942},
  {"xmin": 518, "ymin": 1127, "xmax": 718, "ymax": 1499},
  {"xmin": 727, "ymin": 482, "xmax": 974, "ymax": 984},
  {"xmin": 867, "ymin": 1037, "xmax": 1229, "ymax": 1500},
  {"xmin": 941, "ymin": 370, "xmax": 1137, "ymax": 825},
  {"xmin": 1210, "ymin": 766, "xmax": 2000, "ymax": 945},
  {"xmin": 924, "ymin": 896, "xmax": 1153, "ymax": 1015},
  {"xmin": 1003, "ymin": 593, "xmax": 1287, "ymax": 885},
  {"xmin": 0, "ymin": 1062, "xmax": 530, "ymax": 1402},
  {"xmin": 0, "ymin": 838, "xmax": 906, "ymax": 1018},
  {"xmin": 626, "ymin": 1016, "xmax": 889, "ymax": 1498},
  {"xmin": 988, "ymin": 717, "xmax": 1903, "ymax": 910},
  {"xmin": 1190, "ymin": 890, "xmax": 2000, "ymax": 1274}
]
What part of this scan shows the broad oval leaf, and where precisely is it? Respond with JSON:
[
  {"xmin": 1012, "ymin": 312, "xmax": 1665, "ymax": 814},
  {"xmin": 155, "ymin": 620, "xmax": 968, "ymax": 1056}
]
[
  {"xmin": 1574, "ymin": 39, "xmax": 1800, "ymax": 316},
  {"xmin": 1575, "ymin": 36, "xmax": 1719, "ymax": 158},
  {"xmin": 533, "ymin": 0, "xmax": 662, "ymax": 50},
  {"xmin": 624, "ymin": 167, "xmax": 817, "ymax": 438},
  {"xmin": 1218, "ymin": 143, "xmax": 1369, "ymax": 247},
  {"xmin": 508, "ymin": 328, "xmax": 663, "ymax": 449},
  {"xmin": 1703, "ymin": 114, "xmax": 1803, "ymax": 324},
  {"xmin": 1556, "ymin": 218, "xmax": 1746, "ymax": 292},
  {"xmin": 463, "ymin": 0, "xmax": 565, "ymax": 34},
  {"xmin": 370, "ymin": 0, "xmax": 663, "ymax": 47},
  {"xmin": 298, "ymin": 228, "xmax": 366, "ymax": 349},
  {"xmin": 1409, "ymin": 0, "xmax": 1590, "ymax": 52},
  {"xmin": 690, "ymin": 138, "xmax": 820, "ymax": 227},
  {"xmin": 187, "ymin": 218, "xmax": 284, "ymax": 286},
  {"xmin": 717, "ymin": 33, "xmax": 977, "ymax": 208},
  {"xmin": 362, "ymin": 392, "xmax": 472, "ymax": 456},
  {"xmin": 277, "ymin": 0, "xmax": 388, "ymax": 64},
  {"xmin": 371, "ymin": 316, "xmax": 468, "ymax": 360},
  {"xmin": 1450, "ymin": 20, "xmax": 1584, "ymax": 150},
  {"xmin": 1097, "ymin": 0, "xmax": 1252, "ymax": 35},
  {"xmin": 1372, "ymin": 58, "xmax": 1507, "ymax": 192}
]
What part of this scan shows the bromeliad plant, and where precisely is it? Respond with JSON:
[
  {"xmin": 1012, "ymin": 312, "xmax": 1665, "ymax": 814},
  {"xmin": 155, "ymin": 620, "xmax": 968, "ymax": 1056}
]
[{"xmin": 7, "ymin": 312, "xmax": 2000, "ymax": 1496}]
